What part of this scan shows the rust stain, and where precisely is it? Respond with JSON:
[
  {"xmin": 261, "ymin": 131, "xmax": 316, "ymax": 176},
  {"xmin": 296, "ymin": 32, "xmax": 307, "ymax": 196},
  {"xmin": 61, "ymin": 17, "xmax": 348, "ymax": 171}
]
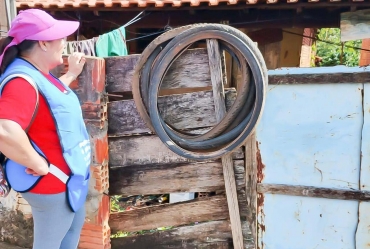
[
  {"xmin": 256, "ymin": 142, "xmax": 265, "ymax": 183},
  {"xmin": 257, "ymin": 193, "xmax": 265, "ymax": 217},
  {"xmin": 256, "ymin": 141, "xmax": 266, "ymax": 249}
]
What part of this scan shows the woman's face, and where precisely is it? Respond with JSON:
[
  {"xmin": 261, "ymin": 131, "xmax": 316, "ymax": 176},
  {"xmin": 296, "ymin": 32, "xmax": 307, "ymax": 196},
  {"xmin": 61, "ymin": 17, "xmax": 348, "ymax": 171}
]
[{"xmin": 45, "ymin": 38, "xmax": 66, "ymax": 69}]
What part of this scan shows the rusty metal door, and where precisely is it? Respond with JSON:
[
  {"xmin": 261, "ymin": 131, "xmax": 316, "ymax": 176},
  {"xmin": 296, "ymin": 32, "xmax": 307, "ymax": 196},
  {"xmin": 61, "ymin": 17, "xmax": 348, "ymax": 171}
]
[{"xmin": 252, "ymin": 70, "xmax": 369, "ymax": 249}]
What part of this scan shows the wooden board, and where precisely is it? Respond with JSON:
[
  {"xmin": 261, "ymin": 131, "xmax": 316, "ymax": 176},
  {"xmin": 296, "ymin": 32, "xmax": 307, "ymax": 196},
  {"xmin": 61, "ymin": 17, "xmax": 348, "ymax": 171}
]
[
  {"xmin": 0, "ymin": 0, "xmax": 9, "ymax": 38},
  {"xmin": 108, "ymin": 91, "xmax": 215, "ymax": 135},
  {"xmin": 268, "ymin": 66, "xmax": 370, "ymax": 84},
  {"xmin": 341, "ymin": 10, "xmax": 370, "ymax": 42},
  {"xmin": 244, "ymin": 133, "xmax": 257, "ymax": 246},
  {"xmin": 109, "ymin": 135, "xmax": 244, "ymax": 167},
  {"xmin": 109, "ymin": 195, "xmax": 249, "ymax": 233},
  {"xmin": 108, "ymin": 89, "xmax": 236, "ymax": 137},
  {"xmin": 111, "ymin": 220, "xmax": 254, "ymax": 249},
  {"xmin": 109, "ymin": 160, "xmax": 245, "ymax": 195},
  {"xmin": 106, "ymin": 48, "xmax": 211, "ymax": 93},
  {"xmin": 207, "ymin": 38, "xmax": 244, "ymax": 249},
  {"xmin": 257, "ymin": 183, "xmax": 370, "ymax": 201}
]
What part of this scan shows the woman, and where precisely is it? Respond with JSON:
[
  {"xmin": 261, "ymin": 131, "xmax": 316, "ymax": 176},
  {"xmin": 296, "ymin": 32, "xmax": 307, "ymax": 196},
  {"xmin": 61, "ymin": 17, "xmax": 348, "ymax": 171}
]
[{"xmin": 0, "ymin": 9, "xmax": 91, "ymax": 249}]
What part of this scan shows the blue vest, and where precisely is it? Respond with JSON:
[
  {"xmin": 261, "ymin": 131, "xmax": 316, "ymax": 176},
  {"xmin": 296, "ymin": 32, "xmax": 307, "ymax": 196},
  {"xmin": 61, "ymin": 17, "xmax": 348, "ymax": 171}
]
[{"xmin": 0, "ymin": 58, "xmax": 91, "ymax": 212}]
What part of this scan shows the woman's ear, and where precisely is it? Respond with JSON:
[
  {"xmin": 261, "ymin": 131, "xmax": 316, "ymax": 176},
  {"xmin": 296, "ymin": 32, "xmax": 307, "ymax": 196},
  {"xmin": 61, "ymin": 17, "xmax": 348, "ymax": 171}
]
[{"xmin": 38, "ymin": 41, "xmax": 48, "ymax": 52}]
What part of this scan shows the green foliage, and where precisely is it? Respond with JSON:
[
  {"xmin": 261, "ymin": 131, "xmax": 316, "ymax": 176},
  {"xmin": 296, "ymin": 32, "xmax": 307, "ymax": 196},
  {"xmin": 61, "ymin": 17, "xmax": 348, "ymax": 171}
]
[
  {"xmin": 315, "ymin": 28, "xmax": 362, "ymax": 67},
  {"xmin": 111, "ymin": 227, "xmax": 174, "ymax": 238}
]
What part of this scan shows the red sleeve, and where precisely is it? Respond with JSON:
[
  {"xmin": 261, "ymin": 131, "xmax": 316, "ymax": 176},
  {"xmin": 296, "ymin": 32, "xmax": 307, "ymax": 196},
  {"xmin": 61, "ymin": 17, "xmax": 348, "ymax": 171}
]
[{"xmin": 0, "ymin": 78, "xmax": 37, "ymax": 130}]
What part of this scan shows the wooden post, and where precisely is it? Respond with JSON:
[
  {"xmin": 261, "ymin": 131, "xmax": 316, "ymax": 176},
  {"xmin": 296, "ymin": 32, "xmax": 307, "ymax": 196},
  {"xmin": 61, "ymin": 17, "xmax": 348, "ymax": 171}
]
[
  {"xmin": 4, "ymin": 0, "xmax": 16, "ymax": 29},
  {"xmin": 207, "ymin": 39, "xmax": 244, "ymax": 249},
  {"xmin": 0, "ymin": 0, "xmax": 9, "ymax": 38},
  {"xmin": 245, "ymin": 133, "xmax": 257, "ymax": 247}
]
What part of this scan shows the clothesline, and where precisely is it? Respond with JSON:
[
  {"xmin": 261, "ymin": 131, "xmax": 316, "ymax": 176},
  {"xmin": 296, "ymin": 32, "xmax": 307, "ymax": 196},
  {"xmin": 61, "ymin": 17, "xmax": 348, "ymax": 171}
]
[{"xmin": 64, "ymin": 11, "xmax": 146, "ymax": 57}]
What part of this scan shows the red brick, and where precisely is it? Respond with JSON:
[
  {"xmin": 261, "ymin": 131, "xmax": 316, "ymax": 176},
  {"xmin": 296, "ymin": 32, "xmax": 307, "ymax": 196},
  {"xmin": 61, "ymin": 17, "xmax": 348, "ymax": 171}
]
[
  {"xmin": 79, "ymin": 223, "xmax": 110, "ymax": 249},
  {"xmin": 91, "ymin": 162, "xmax": 109, "ymax": 194},
  {"xmin": 91, "ymin": 134, "xmax": 109, "ymax": 165},
  {"xmin": 79, "ymin": 195, "xmax": 111, "ymax": 249}
]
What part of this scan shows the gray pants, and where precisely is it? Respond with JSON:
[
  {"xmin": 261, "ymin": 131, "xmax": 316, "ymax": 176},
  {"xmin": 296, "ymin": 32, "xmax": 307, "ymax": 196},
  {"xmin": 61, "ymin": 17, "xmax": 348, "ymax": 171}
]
[{"xmin": 21, "ymin": 192, "xmax": 85, "ymax": 249}]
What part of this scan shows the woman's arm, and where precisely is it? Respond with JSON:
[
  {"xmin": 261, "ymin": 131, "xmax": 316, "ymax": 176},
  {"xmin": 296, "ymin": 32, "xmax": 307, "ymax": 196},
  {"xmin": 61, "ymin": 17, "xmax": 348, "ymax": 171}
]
[
  {"xmin": 59, "ymin": 52, "xmax": 86, "ymax": 86},
  {"xmin": 0, "ymin": 119, "xmax": 48, "ymax": 175}
]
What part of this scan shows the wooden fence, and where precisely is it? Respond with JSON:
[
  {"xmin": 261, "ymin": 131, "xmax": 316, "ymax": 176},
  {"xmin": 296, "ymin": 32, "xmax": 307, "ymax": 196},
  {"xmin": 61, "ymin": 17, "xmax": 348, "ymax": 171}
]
[{"xmin": 105, "ymin": 48, "xmax": 253, "ymax": 249}]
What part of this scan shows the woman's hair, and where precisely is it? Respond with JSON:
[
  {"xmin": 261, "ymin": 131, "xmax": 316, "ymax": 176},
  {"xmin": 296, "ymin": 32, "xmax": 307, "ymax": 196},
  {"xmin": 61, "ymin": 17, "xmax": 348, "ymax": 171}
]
[{"xmin": 0, "ymin": 37, "xmax": 38, "ymax": 74}]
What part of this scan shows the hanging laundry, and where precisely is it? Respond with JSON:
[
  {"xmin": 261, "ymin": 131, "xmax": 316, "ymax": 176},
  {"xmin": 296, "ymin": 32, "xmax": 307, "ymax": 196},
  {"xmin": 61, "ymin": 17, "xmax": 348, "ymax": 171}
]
[
  {"xmin": 95, "ymin": 26, "xmax": 128, "ymax": 57},
  {"xmin": 63, "ymin": 37, "xmax": 98, "ymax": 57}
]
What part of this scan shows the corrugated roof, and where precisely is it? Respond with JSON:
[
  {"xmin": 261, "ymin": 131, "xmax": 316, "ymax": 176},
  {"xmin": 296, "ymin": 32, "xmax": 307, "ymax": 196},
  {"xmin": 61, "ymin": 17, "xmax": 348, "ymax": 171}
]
[{"xmin": 15, "ymin": 0, "xmax": 368, "ymax": 8}]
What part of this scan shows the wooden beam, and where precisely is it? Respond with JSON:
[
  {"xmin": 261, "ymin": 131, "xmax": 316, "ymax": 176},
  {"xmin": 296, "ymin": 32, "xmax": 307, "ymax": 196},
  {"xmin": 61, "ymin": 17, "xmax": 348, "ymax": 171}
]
[
  {"xmin": 49, "ymin": 8, "xmax": 340, "ymax": 30},
  {"xmin": 257, "ymin": 183, "xmax": 370, "ymax": 201},
  {"xmin": 244, "ymin": 134, "xmax": 257, "ymax": 247},
  {"xmin": 111, "ymin": 220, "xmax": 253, "ymax": 249},
  {"xmin": 207, "ymin": 38, "xmax": 244, "ymax": 249},
  {"xmin": 109, "ymin": 160, "xmax": 246, "ymax": 196},
  {"xmin": 341, "ymin": 9, "xmax": 370, "ymax": 42},
  {"xmin": 107, "ymin": 89, "xmax": 236, "ymax": 137},
  {"xmin": 106, "ymin": 49, "xmax": 211, "ymax": 93},
  {"xmin": 268, "ymin": 67, "xmax": 370, "ymax": 84},
  {"xmin": 109, "ymin": 195, "xmax": 248, "ymax": 233},
  {"xmin": 0, "ymin": 1, "xmax": 9, "ymax": 37},
  {"xmin": 109, "ymin": 135, "xmax": 244, "ymax": 167}
]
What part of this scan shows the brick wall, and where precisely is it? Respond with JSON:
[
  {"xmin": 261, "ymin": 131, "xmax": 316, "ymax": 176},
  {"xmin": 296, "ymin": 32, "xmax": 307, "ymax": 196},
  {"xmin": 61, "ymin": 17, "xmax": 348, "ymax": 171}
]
[{"xmin": 67, "ymin": 57, "xmax": 111, "ymax": 249}]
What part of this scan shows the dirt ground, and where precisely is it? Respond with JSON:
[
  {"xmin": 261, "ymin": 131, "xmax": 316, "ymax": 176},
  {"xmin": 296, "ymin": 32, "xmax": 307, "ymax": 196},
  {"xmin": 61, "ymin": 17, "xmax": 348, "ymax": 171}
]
[{"xmin": 0, "ymin": 242, "xmax": 28, "ymax": 249}]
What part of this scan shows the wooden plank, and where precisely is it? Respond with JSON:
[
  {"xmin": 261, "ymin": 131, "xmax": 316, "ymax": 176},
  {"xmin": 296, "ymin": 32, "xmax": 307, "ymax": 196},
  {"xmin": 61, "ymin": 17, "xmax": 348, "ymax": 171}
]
[
  {"xmin": 108, "ymin": 90, "xmax": 215, "ymax": 135},
  {"xmin": 105, "ymin": 48, "xmax": 211, "ymax": 93},
  {"xmin": 109, "ymin": 195, "xmax": 246, "ymax": 233},
  {"xmin": 109, "ymin": 135, "xmax": 244, "ymax": 168},
  {"xmin": 207, "ymin": 38, "xmax": 244, "ymax": 249},
  {"xmin": 109, "ymin": 160, "xmax": 246, "ymax": 196},
  {"xmin": 108, "ymin": 89, "xmax": 236, "ymax": 137},
  {"xmin": 111, "ymin": 220, "xmax": 254, "ymax": 249},
  {"xmin": 0, "ymin": 0, "xmax": 9, "ymax": 38},
  {"xmin": 257, "ymin": 183, "xmax": 370, "ymax": 201},
  {"xmin": 341, "ymin": 10, "xmax": 370, "ymax": 42},
  {"xmin": 244, "ymin": 133, "xmax": 257, "ymax": 247},
  {"xmin": 269, "ymin": 66, "xmax": 370, "ymax": 85}
]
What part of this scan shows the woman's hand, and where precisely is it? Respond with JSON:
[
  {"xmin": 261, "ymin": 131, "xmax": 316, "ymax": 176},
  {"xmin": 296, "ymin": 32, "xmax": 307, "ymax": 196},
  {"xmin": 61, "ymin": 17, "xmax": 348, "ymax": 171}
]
[
  {"xmin": 25, "ymin": 168, "xmax": 42, "ymax": 176},
  {"xmin": 59, "ymin": 52, "xmax": 86, "ymax": 86},
  {"xmin": 25, "ymin": 156, "xmax": 49, "ymax": 176},
  {"xmin": 66, "ymin": 52, "xmax": 86, "ymax": 78}
]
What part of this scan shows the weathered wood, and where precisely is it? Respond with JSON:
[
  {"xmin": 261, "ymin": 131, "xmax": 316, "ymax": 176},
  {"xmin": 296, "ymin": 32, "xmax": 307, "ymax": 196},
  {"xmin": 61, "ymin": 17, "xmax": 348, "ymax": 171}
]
[
  {"xmin": 268, "ymin": 67, "xmax": 370, "ymax": 84},
  {"xmin": 0, "ymin": 1, "xmax": 9, "ymax": 38},
  {"xmin": 110, "ymin": 195, "xmax": 238, "ymax": 233},
  {"xmin": 207, "ymin": 38, "xmax": 244, "ymax": 249},
  {"xmin": 111, "ymin": 220, "xmax": 253, "ymax": 249},
  {"xmin": 105, "ymin": 54, "xmax": 139, "ymax": 93},
  {"xmin": 341, "ymin": 10, "xmax": 370, "ymax": 42},
  {"xmin": 109, "ymin": 91, "xmax": 214, "ymax": 135},
  {"xmin": 109, "ymin": 160, "xmax": 246, "ymax": 195},
  {"xmin": 257, "ymin": 183, "xmax": 370, "ymax": 201},
  {"xmin": 108, "ymin": 89, "xmax": 236, "ymax": 137},
  {"xmin": 109, "ymin": 135, "xmax": 244, "ymax": 167},
  {"xmin": 208, "ymin": 40, "xmax": 227, "ymax": 123},
  {"xmin": 245, "ymin": 134, "xmax": 257, "ymax": 247},
  {"xmin": 105, "ymin": 48, "xmax": 211, "ymax": 93}
]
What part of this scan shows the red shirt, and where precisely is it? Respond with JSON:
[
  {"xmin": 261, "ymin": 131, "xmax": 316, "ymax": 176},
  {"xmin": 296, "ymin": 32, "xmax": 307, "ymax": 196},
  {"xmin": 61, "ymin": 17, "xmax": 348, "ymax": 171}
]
[{"xmin": 0, "ymin": 73, "xmax": 71, "ymax": 194}]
